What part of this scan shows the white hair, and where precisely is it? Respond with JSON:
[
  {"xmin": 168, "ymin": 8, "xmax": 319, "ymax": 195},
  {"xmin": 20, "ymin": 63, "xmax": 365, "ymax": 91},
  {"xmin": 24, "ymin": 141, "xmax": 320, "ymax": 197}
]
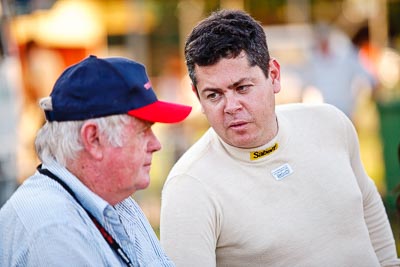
[{"xmin": 35, "ymin": 114, "xmax": 131, "ymax": 166}]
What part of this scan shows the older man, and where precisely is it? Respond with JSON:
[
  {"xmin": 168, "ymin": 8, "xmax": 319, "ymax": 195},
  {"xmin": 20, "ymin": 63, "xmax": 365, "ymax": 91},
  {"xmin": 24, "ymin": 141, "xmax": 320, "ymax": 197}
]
[{"xmin": 0, "ymin": 55, "xmax": 191, "ymax": 266}]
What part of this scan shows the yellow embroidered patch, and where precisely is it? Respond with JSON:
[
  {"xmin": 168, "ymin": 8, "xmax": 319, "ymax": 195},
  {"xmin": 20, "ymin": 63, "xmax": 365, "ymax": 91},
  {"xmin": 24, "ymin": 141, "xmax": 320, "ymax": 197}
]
[{"xmin": 250, "ymin": 143, "xmax": 278, "ymax": 161}]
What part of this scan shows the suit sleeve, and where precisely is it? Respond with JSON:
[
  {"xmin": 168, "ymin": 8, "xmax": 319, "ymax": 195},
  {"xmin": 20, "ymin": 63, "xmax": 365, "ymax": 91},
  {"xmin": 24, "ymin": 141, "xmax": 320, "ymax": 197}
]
[
  {"xmin": 343, "ymin": 112, "xmax": 400, "ymax": 267},
  {"xmin": 160, "ymin": 174, "xmax": 221, "ymax": 267}
]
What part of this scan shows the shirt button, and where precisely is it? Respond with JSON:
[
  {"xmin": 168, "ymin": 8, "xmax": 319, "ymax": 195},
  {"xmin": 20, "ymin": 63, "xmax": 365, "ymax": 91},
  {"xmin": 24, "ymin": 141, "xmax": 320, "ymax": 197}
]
[{"xmin": 105, "ymin": 210, "xmax": 113, "ymax": 217}]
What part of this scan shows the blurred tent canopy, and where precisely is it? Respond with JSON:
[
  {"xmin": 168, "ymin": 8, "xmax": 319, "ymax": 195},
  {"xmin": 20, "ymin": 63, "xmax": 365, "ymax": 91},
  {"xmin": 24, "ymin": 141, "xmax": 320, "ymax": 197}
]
[{"xmin": 8, "ymin": 0, "xmax": 157, "ymax": 48}]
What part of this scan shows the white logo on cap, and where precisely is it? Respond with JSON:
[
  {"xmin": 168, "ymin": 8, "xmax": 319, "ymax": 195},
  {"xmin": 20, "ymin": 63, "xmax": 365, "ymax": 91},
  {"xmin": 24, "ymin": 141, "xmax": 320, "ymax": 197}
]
[{"xmin": 144, "ymin": 81, "xmax": 152, "ymax": 90}]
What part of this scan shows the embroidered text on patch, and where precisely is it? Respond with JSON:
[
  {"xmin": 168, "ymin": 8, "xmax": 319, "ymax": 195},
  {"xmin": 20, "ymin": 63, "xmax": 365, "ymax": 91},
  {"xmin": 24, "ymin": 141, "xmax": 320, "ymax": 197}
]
[
  {"xmin": 271, "ymin": 163, "xmax": 293, "ymax": 181},
  {"xmin": 250, "ymin": 143, "xmax": 278, "ymax": 161}
]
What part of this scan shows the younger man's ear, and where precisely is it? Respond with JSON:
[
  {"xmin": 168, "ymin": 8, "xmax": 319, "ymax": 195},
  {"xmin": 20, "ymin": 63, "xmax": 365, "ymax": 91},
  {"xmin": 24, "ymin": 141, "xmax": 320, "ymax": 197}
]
[
  {"xmin": 269, "ymin": 58, "xmax": 281, "ymax": 94},
  {"xmin": 192, "ymin": 84, "xmax": 200, "ymax": 99}
]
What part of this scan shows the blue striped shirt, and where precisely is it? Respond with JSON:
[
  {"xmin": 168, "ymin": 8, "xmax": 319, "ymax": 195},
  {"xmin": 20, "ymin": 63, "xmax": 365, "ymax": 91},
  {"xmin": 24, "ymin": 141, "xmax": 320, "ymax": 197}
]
[{"xmin": 0, "ymin": 161, "xmax": 174, "ymax": 266}]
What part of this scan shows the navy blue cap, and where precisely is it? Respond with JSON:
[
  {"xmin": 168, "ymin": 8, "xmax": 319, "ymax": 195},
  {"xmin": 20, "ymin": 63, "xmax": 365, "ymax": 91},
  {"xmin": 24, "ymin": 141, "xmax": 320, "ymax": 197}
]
[{"xmin": 43, "ymin": 55, "xmax": 191, "ymax": 123}]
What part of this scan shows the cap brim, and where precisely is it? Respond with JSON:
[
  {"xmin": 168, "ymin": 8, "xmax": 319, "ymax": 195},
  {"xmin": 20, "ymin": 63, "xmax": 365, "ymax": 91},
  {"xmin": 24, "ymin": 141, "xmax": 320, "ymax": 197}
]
[{"xmin": 127, "ymin": 101, "xmax": 192, "ymax": 123}]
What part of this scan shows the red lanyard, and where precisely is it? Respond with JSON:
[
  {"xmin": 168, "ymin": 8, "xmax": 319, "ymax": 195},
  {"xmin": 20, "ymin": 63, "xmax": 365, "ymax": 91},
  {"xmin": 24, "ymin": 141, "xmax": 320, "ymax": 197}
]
[{"xmin": 37, "ymin": 165, "xmax": 135, "ymax": 267}]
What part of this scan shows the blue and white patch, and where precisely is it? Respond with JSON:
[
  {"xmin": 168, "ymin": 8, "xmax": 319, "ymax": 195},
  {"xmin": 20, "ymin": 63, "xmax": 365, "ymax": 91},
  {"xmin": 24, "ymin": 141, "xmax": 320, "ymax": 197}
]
[{"xmin": 271, "ymin": 163, "xmax": 293, "ymax": 181}]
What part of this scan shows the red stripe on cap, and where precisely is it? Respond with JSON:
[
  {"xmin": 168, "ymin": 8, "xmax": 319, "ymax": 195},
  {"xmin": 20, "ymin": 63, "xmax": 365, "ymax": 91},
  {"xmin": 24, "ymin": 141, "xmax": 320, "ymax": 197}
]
[{"xmin": 127, "ymin": 101, "xmax": 192, "ymax": 123}]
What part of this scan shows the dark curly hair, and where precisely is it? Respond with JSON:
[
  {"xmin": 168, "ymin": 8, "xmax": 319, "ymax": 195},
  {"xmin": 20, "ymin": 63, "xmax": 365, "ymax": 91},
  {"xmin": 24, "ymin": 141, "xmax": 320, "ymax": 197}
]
[{"xmin": 184, "ymin": 9, "xmax": 270, "ymax": 90}]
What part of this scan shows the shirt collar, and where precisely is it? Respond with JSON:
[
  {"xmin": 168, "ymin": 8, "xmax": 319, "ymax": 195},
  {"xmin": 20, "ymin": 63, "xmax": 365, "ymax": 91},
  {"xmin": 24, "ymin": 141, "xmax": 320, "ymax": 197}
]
[{"xmin": 215, "ymin": 113, "xmax": 289, "ymax": 163}]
